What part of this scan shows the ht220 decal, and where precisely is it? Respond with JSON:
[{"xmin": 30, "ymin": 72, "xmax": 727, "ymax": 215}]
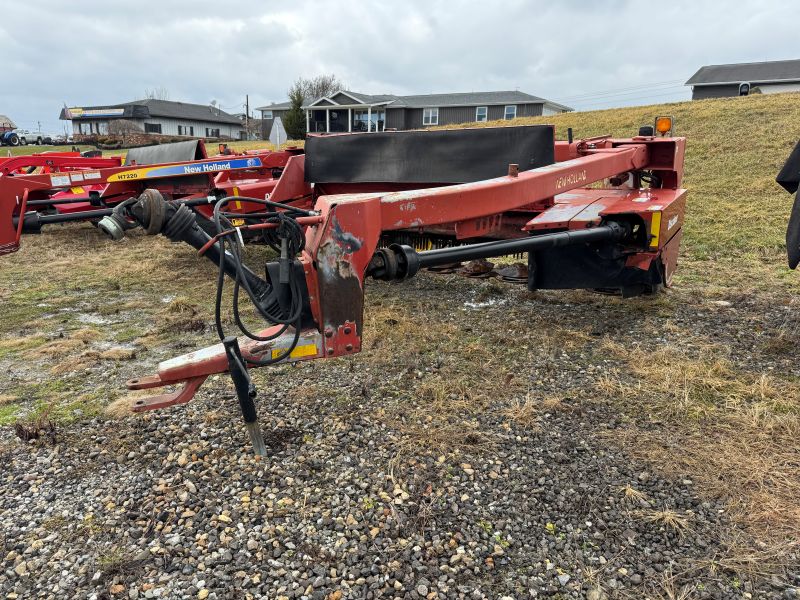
[{"xmin": 108, "ymin": 157, "xmax": 263, "ymax": 182}]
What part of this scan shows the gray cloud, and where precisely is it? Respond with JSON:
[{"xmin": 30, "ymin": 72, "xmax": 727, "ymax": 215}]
[{"xmin": 1, "ymin": 0, "xmax": 797, "ymax": 133}]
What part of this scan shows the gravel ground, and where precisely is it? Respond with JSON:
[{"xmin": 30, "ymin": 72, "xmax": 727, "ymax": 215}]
[{"xmin": 1, "ymin": 273, "xmax": 799, "ymax": 599}]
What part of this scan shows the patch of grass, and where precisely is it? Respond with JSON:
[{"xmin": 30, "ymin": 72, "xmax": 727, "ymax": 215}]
[
  {"xmin": 0, "ymin": 402, "xmax": 22, "ymax": 425},
  {"xmin": 595, "ymin": 337, "xmax": 800, "ymax": 573},
  {"xmin": 619, "ymin": 484, "xmax": 648, "ymax": 504},
  {"xmin": 0, "ymin": 335, "xmax": 47, "ymax": 359},
  {"xmin": 1, "ymin": 144, "xmax": 97, "ymax": 157},
  {"xmin": 638, "ymin": 508, "xmax": 691, "ymax": 536}
]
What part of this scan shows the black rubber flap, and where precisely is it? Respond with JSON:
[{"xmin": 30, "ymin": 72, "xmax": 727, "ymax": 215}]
[
  {"xmin": 304, "ymin": 125, "xmax": 554, "ymax": 184},
  {"xmin": 787, "ymin": 189, "xmax": 800, "ymax": 269},
  {"xmin": 777, "ymin": 139, "xmax": 800, "ymax": 194},
  {"xmin": 124, "ymin": 140, "xmax": 205, "ymax": 166}
]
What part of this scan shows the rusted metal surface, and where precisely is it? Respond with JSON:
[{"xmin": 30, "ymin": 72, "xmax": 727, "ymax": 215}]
[
  {"xmin": 459, "ymin": 259, "xmax": 495, "ymax": 278},
  {"xmin": 495, "ymin": 263, "xmax": 529, "ymax": 283}
]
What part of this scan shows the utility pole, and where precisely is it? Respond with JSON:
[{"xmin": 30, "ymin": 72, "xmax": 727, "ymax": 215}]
[{"xmin": 245, "ymin": 95, "xmax": 250, "ymax": 140}]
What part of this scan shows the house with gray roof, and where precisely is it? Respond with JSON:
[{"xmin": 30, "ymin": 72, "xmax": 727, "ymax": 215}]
[
  {"xmin": 686, "ymin": 58, "xmax": 800, "ymax": 100},
  {"xmin": 256, "ymin": 90, "xmax": 571, "ymax": 138},
  {"xmin": 59, "ymin": 99, "xmax": 245, "ymax": 139}
]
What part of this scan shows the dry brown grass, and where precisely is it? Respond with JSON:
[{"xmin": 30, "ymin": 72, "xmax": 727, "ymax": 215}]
[
  {"xmin": 595, "ymin": 338, "xmax": 800, "ymax": 572},
  {"xmin": 103, "ymin": 394, "xmax": 148, "ymax": 419},
  {"xmin": 619, "ymin": 483, "xmax": 648, "ymax": 504},
  {"xmin": 638, "ymin": 508, "xmax": 692, "ymax": 536},
  {"xmin": 0, "ymin": 394, "xmax": 18, "ymax": 406},
  {"xmin": 98, "ymin": 348, "xmax": 136, "ymax": 361}
]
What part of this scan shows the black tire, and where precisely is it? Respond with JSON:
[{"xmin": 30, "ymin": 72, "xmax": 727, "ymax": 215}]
[
  {"xmin": 36, "ymin": 137, "xmax": 43, "ymax": 145},
  {"xmin": 8, "ymin": 133, "xmax": 20, "ymax": 147}
]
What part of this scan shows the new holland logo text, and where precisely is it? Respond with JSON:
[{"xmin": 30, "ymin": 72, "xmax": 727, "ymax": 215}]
[
  {"xmin": 107, "ymin": 157, "xmax": 263, "ymax": 182},
  {"xmin": 555, "ymin": 170, "xmax": 587, "ymax": 190}
]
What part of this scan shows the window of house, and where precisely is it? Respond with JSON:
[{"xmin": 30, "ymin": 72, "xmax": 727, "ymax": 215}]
[
  {"xmin": 178, "ymin": 125, "xmax": 183, "ymax": 135},
  {"xmin": 423, "ymin": 107, "xmax": 439, "ymax": 126},
  {"xmin": 189, "ymin": 126, "xmax": 194, "ymax": 136},
  {"xmin": 263, "ymin": 110, "xmax": 273, "ymax": 120},
  {"xmin": 476, "ymin": 106, "xmax": 488, "ymax": 122},
  {"xmin": 144, "ymin": 123, "xmax": 162, "ymax": 134},
  {"xmin": 504, "ymin": 105, "xmax": 517, "ymax": 120}
]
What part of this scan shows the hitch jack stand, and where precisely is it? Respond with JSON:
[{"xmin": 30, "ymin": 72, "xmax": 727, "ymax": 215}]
[{"xmin": 223, "ymin": 337, "xmax": 267, "ymax": 456}]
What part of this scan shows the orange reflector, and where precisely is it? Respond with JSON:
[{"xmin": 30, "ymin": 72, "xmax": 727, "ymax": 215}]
[{"xmin": 655, "ymin": 116, "xmax": 673, "ymax": 136}]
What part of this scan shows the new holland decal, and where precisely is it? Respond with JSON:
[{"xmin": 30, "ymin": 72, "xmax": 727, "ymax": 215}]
[{"xmin": 107, "ymin": 157, "xmax": 262, "ymax": 182}]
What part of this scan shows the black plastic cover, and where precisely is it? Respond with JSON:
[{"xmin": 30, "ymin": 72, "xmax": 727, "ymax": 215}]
[
  {"xmin": 528, "ymin": 244, "xmax": 664, "ymax": 298},
  {"xmin": 787, "ymin": 190, "xmax": 800, "ymax": 269},
  {"xmin": 124, "ymin": 139, "xmax": 205, "ymax": 166},
  {"xmin": 777, "ymin": 139, "xmax": 800, "ymax": 194},
  {"xmin": 304, "ymin": 125, "xmax": 555, "ymax": 184}
]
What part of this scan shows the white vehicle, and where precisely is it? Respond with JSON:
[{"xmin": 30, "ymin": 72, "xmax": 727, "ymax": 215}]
[{"xmin": 15, "ymin": 130, "xmax": 52, "ymax": 145}]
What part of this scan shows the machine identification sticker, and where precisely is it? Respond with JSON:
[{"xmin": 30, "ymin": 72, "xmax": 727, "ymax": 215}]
[
  {"xmin": 107, "ymin": 157, "xmax": 263, "ymax": 182},
  {"xmin": 271, "ymin": 343, "xmax": 317, "ymax": 360},
  {"xmin": 83, "ymin": 171, "xmax": 101, "ymax": 180},
  {"xmin": 50, "ymin": 174, "xmax": 71, "ymax": 187},
  {"xmin": 70, "ymin": 173, "xmax": 84, "ymax": 182}
]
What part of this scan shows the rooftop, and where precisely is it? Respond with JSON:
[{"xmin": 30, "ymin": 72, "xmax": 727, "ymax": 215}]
[
  {"xmin": 59, "ymin": 99, "xmax": 243, "ymax": 125},
  {"xmin": 686, "ymin": 58, "xmax": 800, "ymax": 86},
  {"xmin": 256, "ymin": 90, "xmax": 572, "ymax": 112}
]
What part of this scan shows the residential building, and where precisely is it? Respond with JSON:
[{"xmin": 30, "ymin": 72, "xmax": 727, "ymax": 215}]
[
  {"xmin": 686, "ymin": 58, "xmax": 800, "ymax": 99},
  {"xmin": 59, "ymin": 99, "xmax": 245, "ymax": 139},
  {"xmin": 256, "ymin": 90, "xmax": 571, "ymax": 138}
]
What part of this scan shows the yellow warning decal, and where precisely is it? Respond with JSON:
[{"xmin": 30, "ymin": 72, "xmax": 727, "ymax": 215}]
[
  {"xmin": 70, "ymin": 187, "xmax": 85, "ymax": 194},
  {"xmin": 271, "ymin": 343, "xmax": 317, "ymax": 360},
  {"xmin": 649, "ymin": 211, "xmax": 662, "ymax": 248}
]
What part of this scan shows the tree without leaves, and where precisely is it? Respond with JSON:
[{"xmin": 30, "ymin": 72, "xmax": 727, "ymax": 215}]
[
  {"xmin": 144, "ymin": 87, "xmax": 170, "ymax": 100},
  {"xmin": 108, "ymin": 119, "xmax": 143, "ymax": 134},
  {"xmin": 297, "ymin": 74, "xmax": 346, "ymax": 102},
  {"xmin": 281, "ymin": 75, "xmax": 346, "ymax": 139}
]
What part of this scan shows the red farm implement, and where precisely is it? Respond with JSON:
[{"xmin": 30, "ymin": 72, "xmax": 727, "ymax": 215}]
[
  {"xmin": 2, "ymin": 122, "xmax": 689, "ymax": 454},
  {"xmin": 0, "ymin": 140, "xmax": 309, "ymax": 254}
]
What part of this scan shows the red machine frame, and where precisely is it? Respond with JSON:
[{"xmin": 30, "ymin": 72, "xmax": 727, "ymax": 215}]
[
  {"xmin": 1, "ymin": 127, "xmax": 688, "ymax": 453},
  {"xmin": 0, "ymin": 143, "xmax": 310, "ymax": 254},
  {"xmin": 125, "ymin": 133, "xmax": 687, "ymax": 408}
]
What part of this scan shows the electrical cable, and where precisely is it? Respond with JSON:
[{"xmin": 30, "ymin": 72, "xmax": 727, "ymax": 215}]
[{"xmin": 210, "ymin": 196, "xmax": 307, "ymax": 366}]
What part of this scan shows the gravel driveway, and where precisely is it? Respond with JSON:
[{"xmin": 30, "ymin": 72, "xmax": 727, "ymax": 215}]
[{"xmin": 1, "ymin": 271, "xmax": 798, "ymax": 599}]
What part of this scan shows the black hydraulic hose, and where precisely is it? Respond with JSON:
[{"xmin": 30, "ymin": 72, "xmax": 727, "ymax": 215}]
[
  {"xmin": 223, "ymin": 194, "xmax": 316, "ymax": 217},
  {"xmin": 210, "ymin": 197, "xmax": 306, "ymax": 365}
]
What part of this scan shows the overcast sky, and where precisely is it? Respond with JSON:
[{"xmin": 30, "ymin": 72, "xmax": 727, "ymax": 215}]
[{"xmin": 2, "ymin": 0, "xmax": 797, "ymax": 133}]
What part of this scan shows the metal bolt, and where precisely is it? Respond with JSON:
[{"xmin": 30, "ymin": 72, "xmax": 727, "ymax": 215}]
[
  {"xmin": 345, "ymin": 343, "xmax": 353, "ymax": 351},
  {"xmin": 324, "ymin": 328, "xmax": 333, "ymax": 338},
  {"xmin": 327, "ymin": 348, "xmax": 334, "ymax": 355},
  {"xmin": 508, "ymin": 163, "xmax": 519, "ymax": 178},
  {"xmin": 343, "ymin": 326, "xmax": 352, "ymax": 335}
]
